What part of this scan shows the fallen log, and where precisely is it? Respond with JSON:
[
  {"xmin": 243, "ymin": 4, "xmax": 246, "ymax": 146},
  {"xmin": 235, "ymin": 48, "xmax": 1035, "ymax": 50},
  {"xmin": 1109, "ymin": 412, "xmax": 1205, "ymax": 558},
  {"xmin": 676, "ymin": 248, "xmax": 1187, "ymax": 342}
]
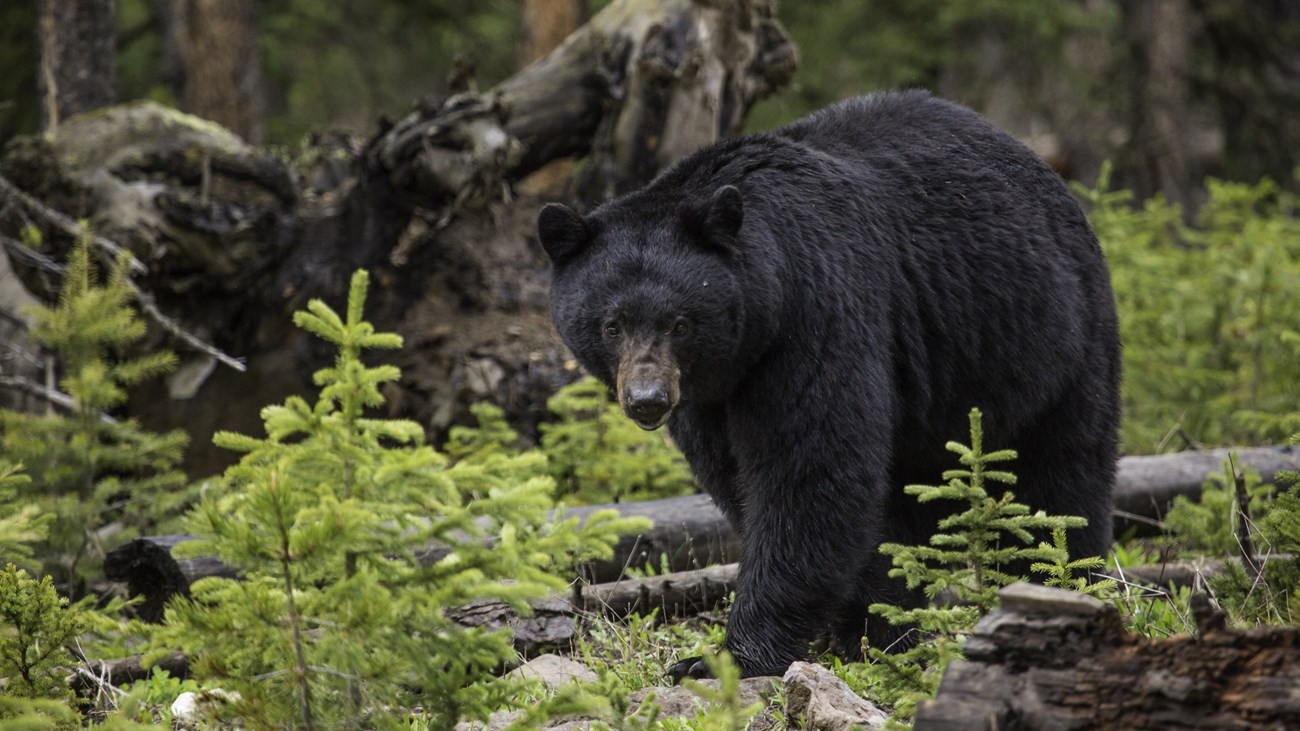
[
  {"xmin": 447, "ymin": 563, "xmax": 742, "ymax": 657},
  {"xmin": 70, "ymin": 652, "xmax": 189, "ymax": 694},
  {"xmin": 913, "ymin": 583, "xmax": 1300, "ymax": 730},
  {"xmin": 86, "ymin": 553, "xmax": 1296, "ymax": 679},
  {"xmin": 1111, "ymin": 445, "xmax": 1298, "ymax": 534},
  {"xmin": 103, "ymin": 445, "xmax": 1298, "ymax": 617},
  {"xmin": 106, "ymin": 493, "xmax": 740, "ymax": 621}
]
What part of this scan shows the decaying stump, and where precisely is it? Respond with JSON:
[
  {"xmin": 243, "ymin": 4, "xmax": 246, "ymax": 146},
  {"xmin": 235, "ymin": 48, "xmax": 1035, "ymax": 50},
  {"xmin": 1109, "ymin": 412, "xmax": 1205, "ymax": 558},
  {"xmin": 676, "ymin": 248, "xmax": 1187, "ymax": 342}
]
[
  {"xmin": 0, "ymin": 0, "xmax": 797, "ymax": 476},
  {"xmin": 914, "ymin": 583, "xmax": 1300, "ymax": 731}
]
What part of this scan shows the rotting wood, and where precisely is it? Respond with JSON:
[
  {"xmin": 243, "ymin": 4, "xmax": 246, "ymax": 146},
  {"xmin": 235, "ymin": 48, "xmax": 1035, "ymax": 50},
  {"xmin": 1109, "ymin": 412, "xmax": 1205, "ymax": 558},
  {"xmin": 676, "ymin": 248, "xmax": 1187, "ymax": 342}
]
[{"xmin": 913, "ymin": 583, "xmax": 1300, "ymax": 731}]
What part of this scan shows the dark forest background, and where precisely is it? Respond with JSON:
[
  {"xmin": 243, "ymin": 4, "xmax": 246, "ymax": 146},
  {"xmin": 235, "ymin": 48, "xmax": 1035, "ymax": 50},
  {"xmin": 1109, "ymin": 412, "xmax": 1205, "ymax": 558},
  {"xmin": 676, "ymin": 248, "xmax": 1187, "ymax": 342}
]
[{"xmin": 3, "ymin": 0, "xmax": 1298, "ymax": 209}]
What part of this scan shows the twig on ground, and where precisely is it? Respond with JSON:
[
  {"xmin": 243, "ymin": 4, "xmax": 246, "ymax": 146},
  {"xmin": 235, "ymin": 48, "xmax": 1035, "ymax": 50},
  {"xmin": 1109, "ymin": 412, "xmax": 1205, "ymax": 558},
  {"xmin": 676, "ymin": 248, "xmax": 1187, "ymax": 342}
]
[{"xmin": 1230, "ymin": 454, "xmax": 1264, "ymax": 582}]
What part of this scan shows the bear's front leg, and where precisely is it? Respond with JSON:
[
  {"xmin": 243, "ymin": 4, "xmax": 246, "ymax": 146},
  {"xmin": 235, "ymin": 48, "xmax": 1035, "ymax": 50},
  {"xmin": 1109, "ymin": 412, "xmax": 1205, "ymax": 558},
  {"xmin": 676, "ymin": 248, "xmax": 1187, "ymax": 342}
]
[{"xmin": 669, "ymin": 412, "xmax": 889, "ymax": 680}]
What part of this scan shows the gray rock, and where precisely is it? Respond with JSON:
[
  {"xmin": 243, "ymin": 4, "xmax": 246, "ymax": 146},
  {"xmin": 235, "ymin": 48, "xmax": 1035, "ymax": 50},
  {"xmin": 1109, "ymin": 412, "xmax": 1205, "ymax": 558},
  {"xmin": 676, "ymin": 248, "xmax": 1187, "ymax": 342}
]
[
  {"xmin": 628, "ymin": 676, "xmax": 777, "ymax": 720},
  {"xmin": 506, "ymin": 653, "xmax": 598, "ymax": 690},
  {"xmin": 782, "ymin": 661, "xmax": 888, "ymax": 731}
]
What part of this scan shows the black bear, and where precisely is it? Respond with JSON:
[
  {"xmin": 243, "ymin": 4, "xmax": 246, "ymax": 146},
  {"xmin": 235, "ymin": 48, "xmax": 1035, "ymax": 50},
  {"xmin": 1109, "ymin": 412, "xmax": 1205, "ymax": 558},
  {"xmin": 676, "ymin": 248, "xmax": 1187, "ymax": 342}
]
[{"xmin": 537, "ymin": 90, "xmax": 1120, "ymax": 679}]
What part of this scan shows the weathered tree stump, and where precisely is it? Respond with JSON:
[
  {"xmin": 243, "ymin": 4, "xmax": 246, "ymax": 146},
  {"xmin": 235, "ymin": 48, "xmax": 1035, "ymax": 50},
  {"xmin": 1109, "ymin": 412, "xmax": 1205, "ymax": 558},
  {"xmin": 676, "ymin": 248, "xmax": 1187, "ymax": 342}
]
[{"xmin": 914, "ymin": 583, "xmax": 1300, "ymax": 730}]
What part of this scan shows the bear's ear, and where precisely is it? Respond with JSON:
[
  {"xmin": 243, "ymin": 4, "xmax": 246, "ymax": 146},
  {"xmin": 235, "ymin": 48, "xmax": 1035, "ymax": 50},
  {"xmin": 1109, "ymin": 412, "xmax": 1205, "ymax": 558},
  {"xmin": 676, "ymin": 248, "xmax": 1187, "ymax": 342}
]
[
  {"xmin": 687, "ymin": 185, "xmax": 744, "ymax": 255},
  {"xmin": 537, "ymin": 203, "xmax": 591, "ymax": 265}
]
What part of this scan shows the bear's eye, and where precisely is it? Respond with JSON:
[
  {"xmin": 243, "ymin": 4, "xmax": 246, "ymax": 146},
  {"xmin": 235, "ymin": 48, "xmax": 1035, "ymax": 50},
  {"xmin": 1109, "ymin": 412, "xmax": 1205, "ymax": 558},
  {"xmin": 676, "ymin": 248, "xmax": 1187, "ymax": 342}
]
[
  {"xmin": 603, "ymin": 321, "xmax": 621, "ymax": 339},
  {"xmin": 671, "ymin": 319, "xmax": 689, "ymax": 336}
]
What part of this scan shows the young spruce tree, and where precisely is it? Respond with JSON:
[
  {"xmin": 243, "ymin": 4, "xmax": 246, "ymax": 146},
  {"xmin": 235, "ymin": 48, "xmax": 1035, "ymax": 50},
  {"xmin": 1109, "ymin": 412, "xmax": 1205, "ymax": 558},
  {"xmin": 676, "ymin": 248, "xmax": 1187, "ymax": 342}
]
[
  {"xmin": 160, "ymin": 271, "xmax": 647, "ymax": 730},
  {"xmin": 0, "ymin": 230, "xmax": 188, "ymax": 594},
  {"xmin": 867, "ymin": 408, "xmax": 1110, "ymax": 723}
]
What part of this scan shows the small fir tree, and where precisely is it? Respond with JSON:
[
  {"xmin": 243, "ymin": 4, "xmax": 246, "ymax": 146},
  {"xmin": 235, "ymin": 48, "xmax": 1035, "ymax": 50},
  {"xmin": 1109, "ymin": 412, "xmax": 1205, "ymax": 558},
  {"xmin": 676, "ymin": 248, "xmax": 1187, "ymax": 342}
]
[
  {"xmin": 159, "ymin": 271, "xmax": 649, "ymax": 730},
  {"xmin": 866, "ymin": 408, "xmax": 1099, "ymax": 723},
  {"xmin": 0, "ymin": 230, "xmax": 189, "ymax": 593},
  {"xmin": 540, "ymin": 377, "xmax": 695, "ymax": 503},
  {"xmin": 444, "ymin": 401, "xmax": 520, "ymax": 463}
]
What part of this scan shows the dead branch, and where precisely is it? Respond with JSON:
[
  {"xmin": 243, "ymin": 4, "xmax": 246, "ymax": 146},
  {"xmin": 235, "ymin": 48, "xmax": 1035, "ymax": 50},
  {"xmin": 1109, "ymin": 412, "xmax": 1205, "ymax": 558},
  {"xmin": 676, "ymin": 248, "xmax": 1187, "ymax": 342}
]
[
  {"xmin": 1230, "ymin": 454, "xmax": 1263, "ymax": 582},
  {"xmin": 0, "ymin": 172, "xmax": 144, "ymax": 274},
  {"xmin": 0, "ymin": 373, "xmax": 117, "ymax": 424},
  {"xmin": 0, "ymin": 173, "xmax": 246, "ymax": 372}
]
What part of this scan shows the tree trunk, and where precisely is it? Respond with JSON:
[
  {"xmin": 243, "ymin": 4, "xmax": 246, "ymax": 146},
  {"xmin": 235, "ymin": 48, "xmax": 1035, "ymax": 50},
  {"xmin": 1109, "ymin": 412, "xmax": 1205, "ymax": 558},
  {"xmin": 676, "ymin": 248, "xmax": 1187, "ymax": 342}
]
[
  {"xmin": 1122, "ymin": 0, "xmax": 1197, "ymax": 212},
  {"xmin": 37, "ymin": 0, "xmax": 117, "ymax": 130},
  {"xmin": 516, "ymin": 0, "xmax": 587, "ymax": 196},
  {"xmin": 915, "ymin": 583, "xmax": 1300, "ymax": 730},
  {"xmin": 171, "ymin": 0, "xmax": 265, "ymax": 143},
  {"xmin": 1192, "ymin": 0, "xmax": 1300, "ymax": 190},
  {"xmin": 520, "ymin": 0, "xmax": 585, "ymax": 65}
]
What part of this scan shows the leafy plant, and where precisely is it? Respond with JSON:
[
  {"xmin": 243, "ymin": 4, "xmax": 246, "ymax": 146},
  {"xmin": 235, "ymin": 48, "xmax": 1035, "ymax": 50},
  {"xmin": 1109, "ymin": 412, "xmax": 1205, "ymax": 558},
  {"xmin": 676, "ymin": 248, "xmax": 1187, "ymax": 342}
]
[
  {"xmin": 157, "ymin": 270, "xmax": 649, "ymax": 730},
  {"xmin": 0, "ymin": 563, "xmax": 82, "ymax": 726},
  {"xmin": 1078, "ymin": 166, "xmax": 1300, "ymax": 452},
  {"xmin": 0, "ymin": 230, "xmax": 189, "ymax": 593},
  {"xmin": 1112, "ymin": 582, "xmax": 1198, "ymax": 640},
  {"xmin": 1159, "ymin": 432, "xmax": 1300, "ymax": 627},
  {"xmin": 114, "ymin": 667, "xmax": 203, "ymax": 726}
]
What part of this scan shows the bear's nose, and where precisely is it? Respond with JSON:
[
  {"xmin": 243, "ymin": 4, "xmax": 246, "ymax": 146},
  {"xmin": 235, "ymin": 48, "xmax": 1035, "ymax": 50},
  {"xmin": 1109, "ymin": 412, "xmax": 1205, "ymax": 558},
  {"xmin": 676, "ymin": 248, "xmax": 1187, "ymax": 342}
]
[{"xmin": 626, "ymin": 386, "xmax": 672, "ymax": 428}]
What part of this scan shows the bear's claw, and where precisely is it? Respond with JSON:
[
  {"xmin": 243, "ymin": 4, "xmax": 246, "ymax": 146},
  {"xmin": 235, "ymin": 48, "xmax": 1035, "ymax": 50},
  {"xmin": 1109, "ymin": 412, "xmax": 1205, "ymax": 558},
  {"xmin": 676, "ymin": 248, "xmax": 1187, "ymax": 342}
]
[{"xmin": 665, "ymin": 656, "xmax": 711, "ymax": 684}]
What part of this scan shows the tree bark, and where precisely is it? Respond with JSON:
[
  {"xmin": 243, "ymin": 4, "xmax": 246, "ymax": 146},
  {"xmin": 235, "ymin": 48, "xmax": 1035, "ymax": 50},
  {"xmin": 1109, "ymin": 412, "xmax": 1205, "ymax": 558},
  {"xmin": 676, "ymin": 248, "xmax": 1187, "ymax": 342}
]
[
  {"xmin": 521, "ymin": 0, "xmax": 585, "ymax": 66},
  {"xmin": 170, "ymin": 0, "xmax": 265, "ymax": 144},
  {"xmin": 37, "ymin": 0, "xmax": 117, "ymax": 130},
  {"xmin": 1121, "ymin": 0, "xmax": 1197, "ymax": 212},
  {"xmin": 914, "ymin": 583, "xmax": 1300, "ymax": 730}
]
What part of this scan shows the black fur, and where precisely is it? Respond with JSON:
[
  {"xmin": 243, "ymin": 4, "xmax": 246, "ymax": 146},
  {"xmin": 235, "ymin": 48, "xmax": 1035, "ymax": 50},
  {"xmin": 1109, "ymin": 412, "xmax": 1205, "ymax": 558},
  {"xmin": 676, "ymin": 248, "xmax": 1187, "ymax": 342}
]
[{"xmin": 538, "ymin": 90, "xmax": 1121, "ymax": 678}]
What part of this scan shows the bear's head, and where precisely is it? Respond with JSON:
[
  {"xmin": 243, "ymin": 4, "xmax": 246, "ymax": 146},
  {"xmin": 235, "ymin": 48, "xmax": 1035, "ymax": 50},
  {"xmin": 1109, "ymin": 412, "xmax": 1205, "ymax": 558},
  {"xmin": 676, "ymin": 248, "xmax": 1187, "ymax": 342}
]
[{"xmin": 537, "ymin": 186, "xmax": 747, "ymax": 430}]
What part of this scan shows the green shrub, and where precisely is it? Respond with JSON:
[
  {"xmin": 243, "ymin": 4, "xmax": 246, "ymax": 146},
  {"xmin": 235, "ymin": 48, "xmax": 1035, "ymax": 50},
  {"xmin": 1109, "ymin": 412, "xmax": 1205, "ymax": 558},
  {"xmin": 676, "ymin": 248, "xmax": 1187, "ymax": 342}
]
[
  {"xmin": 0, "ymin": 563, "xmax": 82, "ymax": 726},
  {"xmin": 1079, "ymin": 167, "xmax": 1300, "ymax": 452},
  {"xmin": 1165, "ymin": 436, "xmax": 1300, "ymax": 627},
  {"xmin": 448, "ymin": 377, "xmax": 697, "ymax": 505}
]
